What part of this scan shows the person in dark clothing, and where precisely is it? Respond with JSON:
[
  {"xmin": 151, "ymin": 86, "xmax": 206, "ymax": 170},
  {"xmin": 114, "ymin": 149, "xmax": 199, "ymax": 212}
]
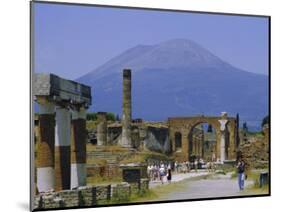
[
  {"xmin": 236, "ymin": 157, "xmax": 246, "ymax": 190},
  {"xmin": 167, "ymin": 168, "xmax": 172, "ymax": 183}
]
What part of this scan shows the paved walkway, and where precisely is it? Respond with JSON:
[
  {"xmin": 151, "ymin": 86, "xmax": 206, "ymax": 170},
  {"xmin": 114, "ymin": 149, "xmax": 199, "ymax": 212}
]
[
  {"xmin": 149, "ymin": 170, "xmax": 211, "ymax": 188},
  {"xmin": 155, "ymin": 173, "xmax": 256, "ymax": 201}
]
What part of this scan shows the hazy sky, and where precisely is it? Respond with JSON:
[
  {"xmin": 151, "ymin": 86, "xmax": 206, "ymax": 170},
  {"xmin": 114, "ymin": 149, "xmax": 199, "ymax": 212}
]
[{"xmin": 33, "ymin": 2, "xmax": 269, "ymax": 80}]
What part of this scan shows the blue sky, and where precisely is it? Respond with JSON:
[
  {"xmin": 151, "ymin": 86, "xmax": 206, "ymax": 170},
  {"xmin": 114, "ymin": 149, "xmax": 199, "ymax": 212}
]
[{"xmin": 33, "ymin": 2, "xmax": 269, "ymax": 80}]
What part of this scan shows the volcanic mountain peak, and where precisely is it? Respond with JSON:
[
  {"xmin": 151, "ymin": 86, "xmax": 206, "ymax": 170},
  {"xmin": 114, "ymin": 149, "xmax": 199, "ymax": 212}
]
[{"xmin": 83, "ymin": 39, "xmax": 231, "ymax": 80}]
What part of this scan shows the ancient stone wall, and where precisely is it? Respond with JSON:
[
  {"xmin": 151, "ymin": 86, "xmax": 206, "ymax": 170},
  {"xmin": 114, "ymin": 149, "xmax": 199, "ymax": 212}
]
[
  {"xmin": 33, "ymin": 179, "xmax": 149, "ymax": 210},
  {"xmin": 106, "ymin": 124, "xmax": 170, "ymax": 153}
]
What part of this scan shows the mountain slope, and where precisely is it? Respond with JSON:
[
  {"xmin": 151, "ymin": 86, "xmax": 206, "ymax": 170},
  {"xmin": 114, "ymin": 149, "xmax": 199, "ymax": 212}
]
[{"xmin": 77, "ymin": 39, "xmax": 268, "ymax": 130}]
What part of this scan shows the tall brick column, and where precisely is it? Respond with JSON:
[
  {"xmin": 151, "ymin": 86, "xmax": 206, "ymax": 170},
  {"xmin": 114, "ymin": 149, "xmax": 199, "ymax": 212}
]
[
  {"xmin": 36, "ymin": 97, "xmax": 55, "ymax": 193},
  {"xmin": 121, "ymin": 69, "xmax": 132, "ymax": 147},
  {"xmin": 55, "ymin": 106, "xmax": 71, "ymax": 191},
  {"xmin": 97, "ymin": 112, "xmax": 107, "ymax": 146},
  {"xmin": 70, "ymin": 107, "xmax": 87, "ymax": 189}
]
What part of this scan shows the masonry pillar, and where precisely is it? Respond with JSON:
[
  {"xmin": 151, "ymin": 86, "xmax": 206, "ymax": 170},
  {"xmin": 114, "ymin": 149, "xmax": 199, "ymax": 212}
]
[
  {"xmin": 55, "ymin": 106, "xmax": 71, "ymax": 191},
  {"xmin": 97, "ymin": 112, "xmax": 107, "ymax": 146},
  {"xmin": 36, "ymin": 97, "xmax": 55, "ymax": 193},
  {"xmin": 121, "ymin": 69, "xmax": 132, "ymax": 147},
  {"xmin": 228, "ymin": 123, "xmax": 236, "ymax": 160},
  {"xmin": 70, "ymin": 107, "xmax": 87, "ymax": 189},
  {"xmin": 192, "ymin": 139, "xmax": 196, "ymax": 155},
  {"xmin": 181, "ymin": 131, "xmax": 189, "ymax": 160},
  {"xmin": 218, "ymin": 112, "xmax": 228, "ymax": 164},
  {"xmin": 34, "ymin": 73, "xmax": 92, "ymax": 192}
]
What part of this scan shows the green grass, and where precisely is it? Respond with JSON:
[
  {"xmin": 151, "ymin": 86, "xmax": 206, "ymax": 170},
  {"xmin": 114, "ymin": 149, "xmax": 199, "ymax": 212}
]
[
  {"xmin": 232, "ymin": 169, "xmax": 269, "ymax": 195},
  {"xmin": 242, "ymin": 184, "xmax": 269, "ymax": 195},
  {"xmin": 87, "ymin": 175, "xmax": 122, "ymax": 185},
  {"xmin": 119, "ymin": 151, "xmax": 173, "ymax": 164}
]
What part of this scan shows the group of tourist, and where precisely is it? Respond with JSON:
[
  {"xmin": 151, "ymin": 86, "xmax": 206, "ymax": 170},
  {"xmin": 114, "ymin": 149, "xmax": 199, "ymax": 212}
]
[
  {"xmin": 147, "ymin": 162, "xmax": 172, "ymax": 184},
  {"xmin": 174, "ymin": 158, "xmax": 213, "ymax": 173},
  {"xmin": 147, "ymin": 157, "xmax": 247, "ymax": 191}
]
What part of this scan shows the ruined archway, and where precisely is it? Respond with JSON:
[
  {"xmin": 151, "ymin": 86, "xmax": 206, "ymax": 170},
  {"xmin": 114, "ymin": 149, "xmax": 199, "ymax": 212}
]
[
  {"xmin": 187, "ymin": 122, "xmax": 217, "ymax": 162},
  {"xmin": 168, "ymin": 113, "xmax": 237, "ymax": 163}
]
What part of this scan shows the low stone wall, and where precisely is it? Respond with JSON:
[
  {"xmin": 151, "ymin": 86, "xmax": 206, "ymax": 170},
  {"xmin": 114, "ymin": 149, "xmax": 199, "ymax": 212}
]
[{"xmin": 34, "ymin": 179, "xmax": 149, "ymax": 210}]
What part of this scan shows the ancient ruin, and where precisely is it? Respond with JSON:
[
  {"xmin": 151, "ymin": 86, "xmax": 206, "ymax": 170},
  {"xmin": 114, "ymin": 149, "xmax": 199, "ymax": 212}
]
[
  {"xmin": 33, "ymin": 68, "xmax": 268, "ymax": 210},
  {"xmin": 168, "ymin": 112, "xmax": 238, "ymax": 162},
  {"xmin": 97, "ymin": 112, "xmax": 107, "ymax": 146},
  {"xmin": 120, "ymin": 69, "xmax": 132, "ymax": 148},
  {"xmin": 34, "ymin": 73, "xmax": 91, "ymax": 192}
]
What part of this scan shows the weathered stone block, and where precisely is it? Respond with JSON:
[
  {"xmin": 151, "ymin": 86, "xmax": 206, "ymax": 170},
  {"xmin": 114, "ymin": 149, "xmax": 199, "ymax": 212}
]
[{"xmin": 34, "ymin": 73, "xmax": 91, "ymax": 107}]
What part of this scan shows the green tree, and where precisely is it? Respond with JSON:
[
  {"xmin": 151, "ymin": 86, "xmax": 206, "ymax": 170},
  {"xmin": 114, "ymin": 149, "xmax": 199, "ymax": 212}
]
[
  {"xmin": 115, "ymin": 114, "xmax": 120, "ymax": 122},
  {"xmin": 106, "ymin": 112, "xmax": 115, "ymax": 121},
  {"xmin": 86, "ymin": 112, "xmax": 97, "ymax": 121},
  {"xmin": 261, "ymin": 115, "xmax": 269, "ymax": 127},
  {"xmin": 242, "ymin": 122, "xmax": 248, "ymax": 132}
]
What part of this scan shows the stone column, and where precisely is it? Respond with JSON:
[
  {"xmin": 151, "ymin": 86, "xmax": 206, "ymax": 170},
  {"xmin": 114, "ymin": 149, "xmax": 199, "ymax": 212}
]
[
  {"xmin": 121, "ymin": 69, "xmax": 132, "ymax": 147},
  {"xmin": 55, "ymin": 106, "xmax": 71, "ymax": 191},
  {"xmin": 97, "ymin": 112, "xmax": 107, "ymax": 146},
  {"xmin": 192, "ymin": 139, "xmax": 196, "ymax": 155},
  {"xmin": 181, "ymin": 131, "xmax": 189, "ymax": 160},
  {"xmin": 215, "ymin": 130, "xmax": 221, "ymax": 161},
  {"xmin": 218, "ymin": 113, "xmax": 228, "ymax": 164},
  {"xmin": 70, "ymin": 107, "xmax": 87, "ymax": 189},
  {"xmin": 228, "ymin": 123, "xmax": 235, "ymax": 160},
  {"xmin": 36, "ymin": 97, "xmax": 55, "ymax": 193}
]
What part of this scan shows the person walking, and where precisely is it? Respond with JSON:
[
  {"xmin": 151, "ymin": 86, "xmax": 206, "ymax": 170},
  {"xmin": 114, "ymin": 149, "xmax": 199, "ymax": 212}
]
[
  {"xmin": 194, "ymin": 159, "xmax": 198, "ymax": 172},
  {"xmin": 175, "ymin": 161, "xmax": 178, "ymax": 173},
  {"xmin": 167, "ymin": 168, "xmax": 172, "ymax": 183},
  {"xmin": 159, "ymin": 164, "xmax": 166, "ymax": 184},
  {"xmin": 237, "ymin": 157, "xmax": 246, "ymax": 191}
]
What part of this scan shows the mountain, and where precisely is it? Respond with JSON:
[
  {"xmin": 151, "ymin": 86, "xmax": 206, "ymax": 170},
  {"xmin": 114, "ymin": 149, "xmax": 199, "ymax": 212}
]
[{"xmin": 77, "ymin": 39, "xmax": 269, "ymax": 130}]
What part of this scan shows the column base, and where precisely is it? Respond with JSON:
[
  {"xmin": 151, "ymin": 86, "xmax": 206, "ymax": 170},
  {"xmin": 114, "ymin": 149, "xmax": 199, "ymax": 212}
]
[
  {"xmin": 37, "ymin": 167, "xmax": 54, "ymax": 193},
  {"xmin": 71, "ymin": 163, "xmax": 86, "ymax": 189}
]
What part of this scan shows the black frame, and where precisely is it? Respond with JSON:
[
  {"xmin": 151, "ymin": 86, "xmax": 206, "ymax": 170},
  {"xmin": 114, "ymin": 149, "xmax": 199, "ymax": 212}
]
[{"xmin": 30, "ymin": 1, "xmax": 271, "ymax": 211}]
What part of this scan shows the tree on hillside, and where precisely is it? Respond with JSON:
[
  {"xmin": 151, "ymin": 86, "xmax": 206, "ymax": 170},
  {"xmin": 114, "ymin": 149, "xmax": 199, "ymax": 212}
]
[
  {"xmin": 242, "ymin": 122, "xmax": 248, "ymax": 132},
  {"xmin": 261, "ymin": 115, "xmax": 269, "ymax": 127}
]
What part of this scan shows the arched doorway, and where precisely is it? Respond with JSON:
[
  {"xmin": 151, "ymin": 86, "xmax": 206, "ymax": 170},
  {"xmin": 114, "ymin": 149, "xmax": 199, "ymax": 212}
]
[
  {"xmin": 175, "ymin": 132, "xmax": 182, "ymax": 152},
  {"xmin": 188, "ymin": 123, "xmax": 217, "ymax": 162}
]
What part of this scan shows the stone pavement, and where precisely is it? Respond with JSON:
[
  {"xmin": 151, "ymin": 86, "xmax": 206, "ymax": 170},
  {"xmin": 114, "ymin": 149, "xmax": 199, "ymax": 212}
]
[
  {"xmin": 155, "ymin": 172, "xmax": 257, "ymax": 201},
  {"xmin": 149, "ymin": 170, "xmax": 211, "ymax": 188}
]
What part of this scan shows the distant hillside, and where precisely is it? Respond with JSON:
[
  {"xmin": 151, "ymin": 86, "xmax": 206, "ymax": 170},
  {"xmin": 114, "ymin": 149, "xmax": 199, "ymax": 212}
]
[{"xmin": 77, "ymin": 39, "xmax": 269, "ymax": 130}]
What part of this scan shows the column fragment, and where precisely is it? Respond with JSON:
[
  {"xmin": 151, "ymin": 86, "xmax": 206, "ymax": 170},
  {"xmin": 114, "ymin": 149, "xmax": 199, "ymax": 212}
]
[
  {"xmin": 36, "ymin": 98, "xmax": 55, "ymax": 193},
  {"xmin": 218, "ymin": 112, "xmax": 228, "ymax": 163},
  {"xmin": 70, "ymin": 108, "xmax": 87, "ymax": 189},
  {"xmin": 97, "ymin": 112, "xmax": 107, "ymax": 146},
  {"xmin": 55, "ymin": 107, "xmax": 71, "ymax": 191}
]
